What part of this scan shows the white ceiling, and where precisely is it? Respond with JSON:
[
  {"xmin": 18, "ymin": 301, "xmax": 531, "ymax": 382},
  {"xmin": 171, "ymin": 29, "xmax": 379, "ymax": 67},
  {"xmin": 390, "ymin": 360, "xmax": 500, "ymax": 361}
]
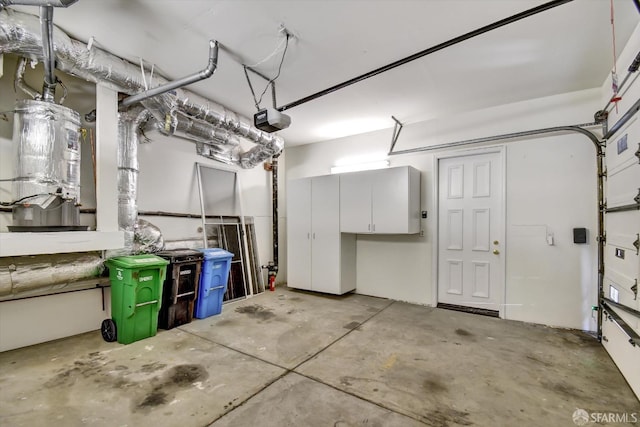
[{"xmin": 12, "ymin": 0, "xmax": 640, "ymax": 147}]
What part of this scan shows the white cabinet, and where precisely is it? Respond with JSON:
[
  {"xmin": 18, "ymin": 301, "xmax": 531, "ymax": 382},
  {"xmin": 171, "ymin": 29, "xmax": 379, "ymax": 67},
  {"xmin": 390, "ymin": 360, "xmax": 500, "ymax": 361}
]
[
  {"xmin": 340, "ymin": 166, "xmax": 420, "ymax": 234},
  {"xmin": 287, "ymin": 175, "xmax": 356, "ymax": 295},
  {"xmin": 338, "ymin": 171, "xmax": 372, "ymax": 233}
]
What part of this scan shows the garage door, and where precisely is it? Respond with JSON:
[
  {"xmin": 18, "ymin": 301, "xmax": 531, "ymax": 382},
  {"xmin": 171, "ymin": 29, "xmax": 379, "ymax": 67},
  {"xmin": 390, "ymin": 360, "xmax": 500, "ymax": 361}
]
[{"xmin": 601, "ymin": 112, "xmax": 640, "ymax": 400}]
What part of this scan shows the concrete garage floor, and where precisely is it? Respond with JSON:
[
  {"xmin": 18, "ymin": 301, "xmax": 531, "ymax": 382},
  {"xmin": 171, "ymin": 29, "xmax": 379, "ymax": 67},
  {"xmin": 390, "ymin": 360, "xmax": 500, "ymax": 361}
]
[{"xmin": 0, "ymin": 287, "xmax": 638, "ymax": 427}]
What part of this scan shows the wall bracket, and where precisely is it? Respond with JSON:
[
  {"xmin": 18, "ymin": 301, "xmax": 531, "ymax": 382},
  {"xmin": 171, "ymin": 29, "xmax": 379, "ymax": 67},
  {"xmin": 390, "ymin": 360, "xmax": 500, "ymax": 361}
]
[{"xmin": 388, "ymin": 116, "xmax": 404, "ymax": 154}]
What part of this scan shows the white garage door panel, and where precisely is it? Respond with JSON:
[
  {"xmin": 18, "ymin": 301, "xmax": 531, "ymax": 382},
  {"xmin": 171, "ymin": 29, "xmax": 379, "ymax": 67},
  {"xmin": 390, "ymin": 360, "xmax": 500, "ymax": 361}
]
[
  {"xmin": 605, "ymin": 210, "xmax": 640, "ymax": 245},
  {"xmin": 604, "ymin": 275, "xmax": 639, "ymax": 328},
  {"xmin": 605, "ymin": 116, "xmax": 639, "ymax": 171},
  {"xmin": 606, "ymin": 162, "xmax": 640, "ymax": 208},
  {"xmin": 605, "ymin": 243, "xmax": 638, "ymax": 282},
  {"xmin": 601, "ymin": 313, "xmax": 640, "ymax": 400},
  {"xmin": 605, "ymin": 269, "xmax": 639, "ymax": 304},
  {"xmin": 617, "ymin": 309, "xmax": 639, "ymax": 332}
]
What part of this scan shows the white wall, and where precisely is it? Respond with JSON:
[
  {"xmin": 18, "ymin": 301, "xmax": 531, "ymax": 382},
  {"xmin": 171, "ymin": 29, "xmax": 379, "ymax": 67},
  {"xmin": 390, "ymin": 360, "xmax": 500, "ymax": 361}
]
[{"xmin": 286, "ymin": 88, "xmax": 600, "ymax": 330}]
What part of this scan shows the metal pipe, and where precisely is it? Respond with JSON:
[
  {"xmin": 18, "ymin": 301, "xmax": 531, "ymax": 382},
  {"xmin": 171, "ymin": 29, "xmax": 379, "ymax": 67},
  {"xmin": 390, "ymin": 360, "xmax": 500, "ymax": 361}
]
[
  {"xmin": 14, "ymin": 57, "xmax": 41, "ymax": 100},
  {"xmin": 121, "ymin": 40, "xmax": 218, "ymax": 108},
  {"xmin": 39, "ymin": 5, "xmax": 55, "ymax": 102},
  {"xmin": 277, "ymin": 0, "xmax": 573, "ymax": 112},
  {"xmin": 0, "ymin": 0, "xmax": 78, "ymax": 6},
  {"xmin": 603, "ymin": 96, "xmax": 640, "ymax": 140},
  {"xmin": 271, "ymin": 153, "xmax": 279, "ymax": 269},
  {"xmin": 388, "ymin": 122, "xmax": 606, "ymax": 340}
]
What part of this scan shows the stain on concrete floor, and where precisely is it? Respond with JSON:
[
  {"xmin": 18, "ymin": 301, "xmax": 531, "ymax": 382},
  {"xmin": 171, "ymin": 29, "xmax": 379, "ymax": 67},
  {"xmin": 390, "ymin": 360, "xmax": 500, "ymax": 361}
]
[{"xmin": 235, "ymin": 304, "xmax": 276, "ymax": 321}]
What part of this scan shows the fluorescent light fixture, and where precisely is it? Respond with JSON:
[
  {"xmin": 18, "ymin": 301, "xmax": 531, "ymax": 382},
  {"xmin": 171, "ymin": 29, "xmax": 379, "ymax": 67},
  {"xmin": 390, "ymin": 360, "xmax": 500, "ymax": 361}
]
[{"xmin": 331, "ymin": 160, "xmax": 389, "ymax": 174}]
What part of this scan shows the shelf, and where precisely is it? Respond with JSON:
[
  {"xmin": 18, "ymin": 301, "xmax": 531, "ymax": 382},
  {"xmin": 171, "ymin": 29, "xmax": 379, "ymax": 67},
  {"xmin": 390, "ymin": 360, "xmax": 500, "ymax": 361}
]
[{"xmin": 0, "ymin": 231, "xmax": 124, "ymax": 257}]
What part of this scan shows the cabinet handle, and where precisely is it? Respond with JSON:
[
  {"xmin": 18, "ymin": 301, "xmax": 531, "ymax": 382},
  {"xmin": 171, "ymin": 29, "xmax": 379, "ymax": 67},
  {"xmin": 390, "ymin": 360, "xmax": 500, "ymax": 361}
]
[
  {"xmin": 307, "ymin": 233, "xmax": 310, "ymax": 239},
  {"xmin": 368, "ymin": 224, "xmax": 370, "ymax": 231},
  {"xmin": 313, "ymin": 233, "xmax": 316, "ymax": 239},
  {"xmin": 373, "ymin": 224, "xmax": 376, "ymax": 232}
]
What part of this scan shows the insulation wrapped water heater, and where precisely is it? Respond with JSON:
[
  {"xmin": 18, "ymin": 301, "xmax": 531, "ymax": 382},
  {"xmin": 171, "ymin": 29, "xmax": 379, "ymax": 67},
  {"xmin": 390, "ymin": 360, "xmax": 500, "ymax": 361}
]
[{"xmin": 9, "ymin": 99, "xmax": 85, "ymax": 231}]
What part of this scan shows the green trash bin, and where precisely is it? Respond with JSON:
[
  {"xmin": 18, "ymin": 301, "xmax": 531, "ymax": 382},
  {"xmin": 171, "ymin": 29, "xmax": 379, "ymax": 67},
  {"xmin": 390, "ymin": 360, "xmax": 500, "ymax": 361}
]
[{"xmin": 102, "ymin": 254, "xmax": 169, "ymax": 344}]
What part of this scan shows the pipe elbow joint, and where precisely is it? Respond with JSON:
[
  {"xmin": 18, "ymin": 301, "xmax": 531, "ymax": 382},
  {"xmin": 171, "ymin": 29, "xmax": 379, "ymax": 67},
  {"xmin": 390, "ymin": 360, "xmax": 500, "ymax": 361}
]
[{"xmin": 200, "ymin": 40, "xmax": 219, "ymax": 78}]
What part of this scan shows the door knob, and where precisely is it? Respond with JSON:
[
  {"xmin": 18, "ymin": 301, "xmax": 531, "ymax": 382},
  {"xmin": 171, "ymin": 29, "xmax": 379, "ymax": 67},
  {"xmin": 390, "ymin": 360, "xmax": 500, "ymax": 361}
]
[{"xmin": 493, "ymin": 249, "xmax": 500, "ymax": 255}]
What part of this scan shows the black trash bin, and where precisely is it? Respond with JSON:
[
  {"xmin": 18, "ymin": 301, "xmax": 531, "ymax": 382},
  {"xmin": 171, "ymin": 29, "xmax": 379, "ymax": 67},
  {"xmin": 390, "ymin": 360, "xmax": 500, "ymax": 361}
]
[{"xmin": 156, "ymin": 249, "xmax": 204, "ymax": 329}]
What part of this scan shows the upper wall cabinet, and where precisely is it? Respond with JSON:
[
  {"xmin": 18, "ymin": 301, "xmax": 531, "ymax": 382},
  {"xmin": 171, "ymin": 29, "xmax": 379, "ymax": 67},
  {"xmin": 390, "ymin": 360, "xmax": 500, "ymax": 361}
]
[{"xmin": 339, "ymin": 166, "xmax": 421, "ymax": 234}]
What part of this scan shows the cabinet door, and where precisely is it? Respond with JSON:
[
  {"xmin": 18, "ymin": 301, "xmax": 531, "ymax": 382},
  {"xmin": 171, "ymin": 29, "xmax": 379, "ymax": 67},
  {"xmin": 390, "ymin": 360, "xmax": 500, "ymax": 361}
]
[
  {"xmin": 339, "ymin": 171, "xmax": 372, "ymax": 233},
  {"xmin": 287, "ymin": 178, "xmax": 312, "ymax": 290},
  {"xmin": 372, "ymin": 167, "xmax": 409, "ymax": 233},
  {"xmin": 311, "ymin": 175, "xmax": 342, "ymax": 293}
]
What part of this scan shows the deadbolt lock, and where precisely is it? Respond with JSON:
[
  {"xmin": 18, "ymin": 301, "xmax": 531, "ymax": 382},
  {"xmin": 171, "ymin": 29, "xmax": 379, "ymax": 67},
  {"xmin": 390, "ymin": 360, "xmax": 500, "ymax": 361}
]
[
  {"xmin": 493, "ymin": 240, "xmax": 499, "ymax": 245},
  {"xmin": 493, "ymin": 249, "xmax": 500, "ymax": 255}
]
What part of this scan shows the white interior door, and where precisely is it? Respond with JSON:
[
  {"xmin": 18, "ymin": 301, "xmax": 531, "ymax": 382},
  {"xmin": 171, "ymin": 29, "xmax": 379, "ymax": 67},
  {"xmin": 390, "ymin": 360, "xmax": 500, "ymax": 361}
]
[{"xmin": 438, "ymin": 151, "xmax": 504, "ymax": 313}]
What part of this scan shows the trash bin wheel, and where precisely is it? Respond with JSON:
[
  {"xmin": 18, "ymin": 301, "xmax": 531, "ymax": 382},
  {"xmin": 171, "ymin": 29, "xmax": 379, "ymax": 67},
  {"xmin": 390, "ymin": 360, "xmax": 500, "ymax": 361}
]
[{"xmin": 101, "ymin": 319, "xmax": 117, "ymax": 342}]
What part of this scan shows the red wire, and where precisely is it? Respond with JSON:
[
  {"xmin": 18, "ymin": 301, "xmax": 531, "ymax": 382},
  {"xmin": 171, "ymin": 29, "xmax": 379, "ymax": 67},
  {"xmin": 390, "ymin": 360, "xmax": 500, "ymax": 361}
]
[
  {"xmin": 611, "ymin": 0, "xmax": 617, "ymax": 78},
  {"xmin": 610, "ymin": 0, "xmax": 619, "ymax": 113}
]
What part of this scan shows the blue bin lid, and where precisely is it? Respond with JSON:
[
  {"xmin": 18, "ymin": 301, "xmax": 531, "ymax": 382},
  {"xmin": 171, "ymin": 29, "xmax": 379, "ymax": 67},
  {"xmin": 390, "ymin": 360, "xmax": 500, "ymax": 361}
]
[{"xmin": 198, "ymin": 248, "xmax": 234, "ymax": 260}]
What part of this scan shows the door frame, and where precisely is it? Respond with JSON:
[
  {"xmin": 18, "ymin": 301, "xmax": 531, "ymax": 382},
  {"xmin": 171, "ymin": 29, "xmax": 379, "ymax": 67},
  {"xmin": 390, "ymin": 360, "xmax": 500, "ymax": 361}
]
[{"xmin": 431, "ymin": 145, "xmax": 507, "ymax": 318}]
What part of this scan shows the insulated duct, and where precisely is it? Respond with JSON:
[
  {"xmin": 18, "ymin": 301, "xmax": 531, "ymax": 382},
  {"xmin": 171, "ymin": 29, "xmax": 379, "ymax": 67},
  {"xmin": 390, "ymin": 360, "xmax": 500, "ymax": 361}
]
[
  {"xmin": 0, "ymin": 252, "xmax": 103, "ymax": 298},
  {"xmin": 134, "ymin": 218, "xmax": 164, "ymax": 254},
  {"xmin": 114, "ymin": 107, "xmax": 149, "ymax": 254},
  {"xmin": 114, "ymin": 108, "xmax": 166, "ymax": 255},
  {"xmin": 0, "ymin": 8, "xmax": 284, "ymax": 168}
]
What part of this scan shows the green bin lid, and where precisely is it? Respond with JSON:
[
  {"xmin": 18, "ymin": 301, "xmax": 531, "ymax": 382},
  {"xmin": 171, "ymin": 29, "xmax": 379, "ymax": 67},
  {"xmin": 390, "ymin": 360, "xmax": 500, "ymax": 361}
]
[{"xmin": 106, "ymin": 254, "xmax": 169, "ymax": 269}]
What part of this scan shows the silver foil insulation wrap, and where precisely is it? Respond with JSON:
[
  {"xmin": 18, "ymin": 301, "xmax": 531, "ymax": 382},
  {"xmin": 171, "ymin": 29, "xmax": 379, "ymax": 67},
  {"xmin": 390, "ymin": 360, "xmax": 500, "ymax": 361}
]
[
  {"xmin": 0, "ymin": 252, "xmax": 104, "ymax": 298},
  {"xmin": 114, "ymin": 108, "xmax": 150, "ymax": 254},
  {"xmin": 134, "ymin": 219, "xmax": 164, "ymax": 254},
  {"xmin": 0, "ymin": 8, "xmax": 284, "ymax": 168},
  {"xmin": 12, "ymin": 99, "xmax": 81, "ymax": 205}
]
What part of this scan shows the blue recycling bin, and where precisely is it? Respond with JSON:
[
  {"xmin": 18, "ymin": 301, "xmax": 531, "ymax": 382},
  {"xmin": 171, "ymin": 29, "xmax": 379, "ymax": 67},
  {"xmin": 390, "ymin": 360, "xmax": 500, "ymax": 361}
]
[{"xmin": 194, "ymin": 248, "xmax": 234, "ymax": 319}]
